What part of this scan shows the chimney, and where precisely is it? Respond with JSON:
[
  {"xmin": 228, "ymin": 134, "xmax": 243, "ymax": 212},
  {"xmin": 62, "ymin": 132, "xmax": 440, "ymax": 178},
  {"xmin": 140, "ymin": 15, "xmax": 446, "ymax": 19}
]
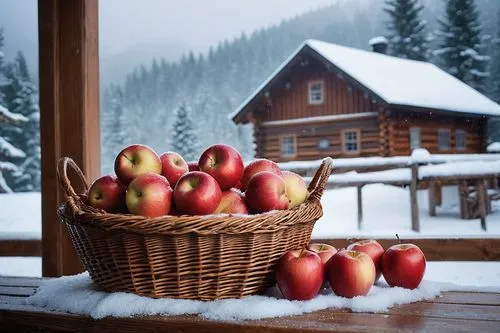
[{"xmin": 368, "ymin": 36, "xmax": 388, "ymax": 54}]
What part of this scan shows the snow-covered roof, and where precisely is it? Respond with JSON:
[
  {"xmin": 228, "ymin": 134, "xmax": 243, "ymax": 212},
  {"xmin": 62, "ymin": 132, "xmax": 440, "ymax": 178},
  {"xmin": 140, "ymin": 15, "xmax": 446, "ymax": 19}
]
[
  {"xmin": 368, "ymin": 36, "xmax": 388, "ymax": 46},
  {"xmin": 230, "ymin": 39, "xmax": 500, "ymax": 122}
]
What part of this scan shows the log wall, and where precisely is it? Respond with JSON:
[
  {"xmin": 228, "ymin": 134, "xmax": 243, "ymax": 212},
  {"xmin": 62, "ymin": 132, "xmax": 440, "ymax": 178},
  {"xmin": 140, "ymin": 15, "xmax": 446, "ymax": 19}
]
[
  {"xmin": 388, "ymin": 109, "xmax": 486, "ymax": 156},
  {"xmin": 256, "ymin": 115, "xmax": 380, "ymax": 162}
]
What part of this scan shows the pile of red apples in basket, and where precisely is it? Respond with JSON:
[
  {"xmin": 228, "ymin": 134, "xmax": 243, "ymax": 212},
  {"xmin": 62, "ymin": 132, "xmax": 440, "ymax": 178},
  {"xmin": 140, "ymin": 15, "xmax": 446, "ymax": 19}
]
[{"xmin": 86, "ymin": 143, "xmax": 308, "ymax": 217}]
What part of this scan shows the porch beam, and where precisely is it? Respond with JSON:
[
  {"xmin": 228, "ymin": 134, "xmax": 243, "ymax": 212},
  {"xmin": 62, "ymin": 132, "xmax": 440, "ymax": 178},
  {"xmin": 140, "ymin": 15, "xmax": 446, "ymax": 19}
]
[{"xmin": 39, "ymin": 0, "xmax": 100, "ymax": 277}]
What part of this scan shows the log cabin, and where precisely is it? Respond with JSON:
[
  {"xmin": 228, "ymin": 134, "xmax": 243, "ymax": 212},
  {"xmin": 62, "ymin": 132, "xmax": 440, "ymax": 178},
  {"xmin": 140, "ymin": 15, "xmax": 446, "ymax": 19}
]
[{"xmin": 230, "ymin": 39, "xmax": 500, "ymax": 162}]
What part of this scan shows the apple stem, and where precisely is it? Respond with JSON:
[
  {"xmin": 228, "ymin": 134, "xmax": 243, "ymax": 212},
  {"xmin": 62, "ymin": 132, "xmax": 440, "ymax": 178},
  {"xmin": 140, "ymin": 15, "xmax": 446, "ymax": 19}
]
[
  {"xmin": 396, "ymin": 234, "xmax": 401, "ymax": 244},
  {"xmin": 300, "ymin": 247, "xmax": 306, "ymax": 256}
]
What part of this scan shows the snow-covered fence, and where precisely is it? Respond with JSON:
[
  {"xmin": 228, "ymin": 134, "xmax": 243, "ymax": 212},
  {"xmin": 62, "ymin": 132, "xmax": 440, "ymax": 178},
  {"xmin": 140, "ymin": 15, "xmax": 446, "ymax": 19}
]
[
  {"xmin": 298, "ymin": 150, "xmax": 500, "ymax": 233},
  {"xmin": 279, "ymin": 151, "xmax": 500, "ymax": 176}
]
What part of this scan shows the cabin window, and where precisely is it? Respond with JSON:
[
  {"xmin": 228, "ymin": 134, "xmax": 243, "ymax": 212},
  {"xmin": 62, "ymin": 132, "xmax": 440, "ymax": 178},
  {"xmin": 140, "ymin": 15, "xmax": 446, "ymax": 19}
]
[
  {"xmin": 438, "ymin": 129, "xmax": 451, "ymax": 151},
  {"xmin": 308, "ymin": 80, "xmax": 324, "ymax": 105},
  {"xmin": 456, "ymin": 129, "xmax": 466, "ymax": 151},
  {"xmin": 280, "ymin": 135, "xmax": 297, "ymax": 157},
  {"xmin": 318, "ymin": 138, "xmax": 330, "ymax": 150},
  {"xmin": 409, "ymin": 127, "xmax": 421, "ymax": 150},
  {"xmin": 342, "ymin": 129, "xmax": 360, "ymax": 153}
]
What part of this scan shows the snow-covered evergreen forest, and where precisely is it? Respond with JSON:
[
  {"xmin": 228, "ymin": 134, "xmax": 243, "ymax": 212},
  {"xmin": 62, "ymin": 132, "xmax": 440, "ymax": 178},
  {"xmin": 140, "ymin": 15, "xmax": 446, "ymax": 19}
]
[
  {"xmin": 0, "ymin": 28, "xmax": 40, "ymax": 193},
  {"xmin": 1, "ymin": 0, "xmax": 500, "ymax": 189},
  {"xmin": 100, "ymin": 0, "xmax": 500, "ymax": 174}
]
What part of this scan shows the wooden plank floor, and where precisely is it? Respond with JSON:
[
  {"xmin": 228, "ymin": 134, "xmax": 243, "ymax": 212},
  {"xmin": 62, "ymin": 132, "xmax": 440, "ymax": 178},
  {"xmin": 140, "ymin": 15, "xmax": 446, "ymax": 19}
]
[{"xmin": 0, "ymin": 276, "xmax": 499, "ymax": 333}]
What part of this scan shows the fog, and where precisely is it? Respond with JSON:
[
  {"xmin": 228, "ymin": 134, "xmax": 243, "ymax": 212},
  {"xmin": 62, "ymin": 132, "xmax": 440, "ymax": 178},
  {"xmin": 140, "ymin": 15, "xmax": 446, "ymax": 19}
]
[
  {"xmin": 0, "ymin": 0, "xmax": 338, "ymax": 73},
  {"xmin": 98, "ymin": 0, "xmax": 335, "ymax": 57}
]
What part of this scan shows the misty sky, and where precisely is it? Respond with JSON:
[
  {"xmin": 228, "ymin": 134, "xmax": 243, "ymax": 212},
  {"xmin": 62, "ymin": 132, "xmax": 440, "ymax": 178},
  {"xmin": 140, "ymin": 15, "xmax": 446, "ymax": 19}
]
[
  {"xmin": 99, "ymin": 0, "xmax": 335, "ymax": 56},
  {"xmin": 0, "ymin": 0, "xmax": 337, "ymax": 59}
]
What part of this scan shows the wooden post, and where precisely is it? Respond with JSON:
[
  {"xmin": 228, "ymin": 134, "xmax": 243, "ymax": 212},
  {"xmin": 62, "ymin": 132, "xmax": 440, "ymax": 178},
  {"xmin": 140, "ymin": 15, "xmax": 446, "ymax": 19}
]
[
  {"xmin": 39, "ymin": 0, "xmax": 100, "ymax": 277},
  {"xmin": 458, "ymin": 180, "xmax": 468, "ymax": 219},
  {"xmin": 476, "ymin": 179, "xmax": 487, "ymax": 231},
  {"xmin": 435, "ymin": 181, "xmax": 442, "ymax": 207},
  {"xmin": 410, "ymin": 163, "xmax": 420, "ymax": 232},
  {"xmin": 357, "ymin": 185, "xmax": 363, "ymax": 230},
  {"xmin": 428, "ymin": 181, "xmax": 436, "ymax": 217}
]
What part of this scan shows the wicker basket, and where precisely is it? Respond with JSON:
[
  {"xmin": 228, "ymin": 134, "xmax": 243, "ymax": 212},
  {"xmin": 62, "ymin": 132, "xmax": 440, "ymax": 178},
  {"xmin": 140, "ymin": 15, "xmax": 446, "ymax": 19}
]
[{"xmin": 57, "ymin": 157, "xmax": 333, "ymax": 300}]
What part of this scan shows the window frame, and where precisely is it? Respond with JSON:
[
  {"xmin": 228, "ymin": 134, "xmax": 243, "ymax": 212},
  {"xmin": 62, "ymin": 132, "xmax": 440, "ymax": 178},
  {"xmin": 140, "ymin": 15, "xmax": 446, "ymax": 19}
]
[
  {"xmin": 279, "ymin": 134, "xmax": 297, "ymax": 158},
  {"xmin": 409, "ymin": 127, "xmax": 421, "ymax": 150},
  {"xmin": 455, "ymin": 129, "xmax": 466, "ymax": 151},
  {"xmin": 438, "ymin": 129, "xmax": 451, "ymax": 151},
  {"xmin": 341, "ymin": 129, "xmax": 361, "ymax": 154},
  {"xmin": 308, "ymin": 80, "xmax": 324, "ymax": 105}
]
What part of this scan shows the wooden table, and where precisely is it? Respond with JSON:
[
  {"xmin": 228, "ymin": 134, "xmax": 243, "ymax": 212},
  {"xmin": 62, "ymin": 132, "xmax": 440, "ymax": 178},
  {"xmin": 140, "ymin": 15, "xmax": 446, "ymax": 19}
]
[{"xmin": 1, "ymin": 276, "xmax": 499, "ymax": 333}]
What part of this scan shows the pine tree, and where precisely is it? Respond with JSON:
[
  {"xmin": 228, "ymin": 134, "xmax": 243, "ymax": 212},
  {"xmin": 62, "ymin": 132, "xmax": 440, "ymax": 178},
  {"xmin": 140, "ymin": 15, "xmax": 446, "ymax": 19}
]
[
  {"xmin": 101, "ymin": 85, "xmax": 128, "ymax": 174},
  {"xmin": 487, "ymin": 9, "xmax": 500, "ymax": 142},
  {"xmin": 489, "ymin": 11, "xmax": 500, "ymax": 104},
  {"xmin": 384, "ymin": 0, "xmax": 429, "ymax": 60},
  {"xmin": 437, "ymin": 0, "xmax": 489, "ymax": 93},
  {"xmin": 0, "ymin": 30, "xmax": 28, "ymax": 192},
  {"xmin": 171, "ymin": 102, "xmax": 201, "ymax": 162},
  {"xmin": 1, "ymin": 52, "xmax": 40, "ymax": 191}
]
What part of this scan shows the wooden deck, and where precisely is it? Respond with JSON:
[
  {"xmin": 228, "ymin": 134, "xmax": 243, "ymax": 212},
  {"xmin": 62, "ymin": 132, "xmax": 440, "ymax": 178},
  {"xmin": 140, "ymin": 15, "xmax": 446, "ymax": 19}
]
[{"xmin": 1, "ymin": 276, "xmax": 499, "ymax": 332}]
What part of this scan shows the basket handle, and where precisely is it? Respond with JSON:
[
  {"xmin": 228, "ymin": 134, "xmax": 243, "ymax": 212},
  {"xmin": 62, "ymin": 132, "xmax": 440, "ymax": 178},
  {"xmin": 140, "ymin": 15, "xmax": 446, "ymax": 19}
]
[
  {"xmin": 307, "ymin": 157, "xmax": 334, "ymax": 202},
  {"xmin": 57, "ymin": 157, "xmax": 90, "ymax": 198}
]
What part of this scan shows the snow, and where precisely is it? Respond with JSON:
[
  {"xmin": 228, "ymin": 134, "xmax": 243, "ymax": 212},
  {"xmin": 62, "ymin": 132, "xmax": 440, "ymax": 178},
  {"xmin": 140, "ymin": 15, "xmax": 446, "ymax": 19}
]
[
  {"xmin": 0, "ymin": 192, "xmax": 41, "ymax": 239},
  {"xmin": 0, "ymin": 137, "xmax": 26, "ymax": 159},
  {"xmin": 23, "ymin": 272, "xmax": 500, "ymax": 321},
  {"xmin": 321, "ymin": 169, "xmax": 411, "ymax": 185},
  {"xmin": 313, "ymin": 184, "xmax": 500, "ymax": 237},
  {"xmin": 0, "ymin": 104, "xmax": 28, "ymax": 123},
  {"xmin": 368, "ymin": 36, "xmax": 388, "ymax": 46},
  {"xmin": 410, "ymin": 148, "xmax": 431, "ymax": 164},
  {"xmin": 279, "ymin": 153, "xmax": 500, "ymax": 172},
  {"xmin": 0, "ymin": 172, "xmax": 12, "ymax": 193},
  {"xmin": 261, "ymin": 112, "xmax": 377, "ymax": 126},
  {"xmin": 487, "ymin": 142, "xmax": 500, "ymax": 153},
  {"xmin": 0, "ymin": 257, "xmax": 41, "ymax": 276},
  {"xmin": 419, "ymin": 160, "xmax": 500, "ymax": 179},
  {"xmin": 0, "ymin": 161, "xmax": 19, "ymax": 172},
  {"xmin": 230, "ymin": 40, "xmax": 500, "ymax": 121}
]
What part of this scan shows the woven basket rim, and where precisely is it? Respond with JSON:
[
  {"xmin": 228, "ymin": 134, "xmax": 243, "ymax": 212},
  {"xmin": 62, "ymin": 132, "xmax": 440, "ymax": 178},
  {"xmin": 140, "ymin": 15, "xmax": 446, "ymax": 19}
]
[{"xmin": 57, "ymin": 157, "xmax": 333, "ymax": 236}]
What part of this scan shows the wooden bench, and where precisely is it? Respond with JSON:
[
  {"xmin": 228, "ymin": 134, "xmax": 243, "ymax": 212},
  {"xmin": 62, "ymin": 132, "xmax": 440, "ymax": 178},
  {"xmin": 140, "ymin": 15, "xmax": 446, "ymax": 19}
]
[{"xmin": 1, "ymin": 276, "xmax": 499, "ymax": 333}]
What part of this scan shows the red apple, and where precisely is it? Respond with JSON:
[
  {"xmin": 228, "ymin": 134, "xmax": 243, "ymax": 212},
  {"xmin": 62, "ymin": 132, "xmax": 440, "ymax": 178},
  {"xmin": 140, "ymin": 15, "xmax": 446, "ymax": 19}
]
[
  {"xmin": 382, "ymin": 243, "xmax": 426, "ymax": 289},
  {"xmin": 188, "ymin": 161, "xmax": 199, "ymax": 172},
  {"xmin": 87, "ymin": 175, "xmax": 126, "ymax": 213},
  {"xmin": 240, "ymin": 159, "xmax": 282, "ymax": 190},
  {"xmin": 326, "ymin": 249, "xmax": 376, "ymax": 298},
  {"xmin": 234, "ymin": 180, "xmax": 243, "ymax": 190},
  {"xmin": 347, "ymin": 240, "xmax": 385, "ymax": 282},
  {"xmin": 276, "ymin": 249, "xmax": 324, "ymax": 301},
  {"xmin": 282, "ymin": 171, "xmax": 309, "ymax": 208},
  {"xmin": 114, "ymin": 144, "xmax": 162, "ymax": 185},
  {"xmin": 245, "ymin": 172, "xmax": 289, "ymax": 213},
  {"xmin": 126, "ymin": 173, "xmax": 172, "ymax": 218},
  {"xmin": 215, "ymin": 189, "xmax": 249, "ymax": 214},
  {"xmin": 173, "ymin": 171, "xmax": 222, "ymax": 215},
  {"xmin": 307, "ymin": 243, "xmax": 337, "ymax": 266},
  {"xmin": 160, "ymin": 152, "xmax": 188, "ymax": 186},
  {"xmin": 198, "ymin": 144, "xmax": 244, "ymax": 191}
]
